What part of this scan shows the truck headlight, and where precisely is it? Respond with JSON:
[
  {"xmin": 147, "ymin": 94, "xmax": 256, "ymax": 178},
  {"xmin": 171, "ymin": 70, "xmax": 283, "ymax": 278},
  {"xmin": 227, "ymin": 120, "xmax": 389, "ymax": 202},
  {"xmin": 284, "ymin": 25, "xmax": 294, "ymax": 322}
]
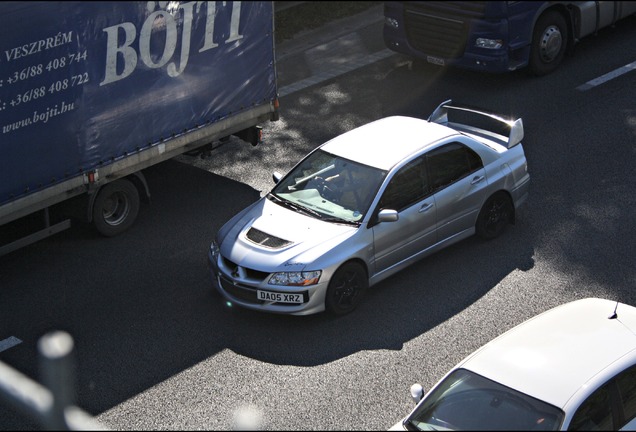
[
  {"xmin": 210, "ymin": 240, "xmax": 220, "ymax": 260},
  {"xmin": 385, "ymin": 17, "xmax": 399, "ymax": 29},
  {"xmin": 475, "ymin": 38, "xmax": 503, "ymax": 49},
  {"xmin": 269, "ymin": 271, "xmax": 321, "ymax": 286}
]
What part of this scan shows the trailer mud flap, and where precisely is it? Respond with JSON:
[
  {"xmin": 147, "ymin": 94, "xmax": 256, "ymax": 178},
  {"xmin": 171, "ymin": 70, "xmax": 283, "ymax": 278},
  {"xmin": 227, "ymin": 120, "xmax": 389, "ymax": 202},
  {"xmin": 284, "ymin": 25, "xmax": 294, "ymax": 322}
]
[{"xmin": 233, "ymin": 125, "xmax": 263, "ymax": 146}]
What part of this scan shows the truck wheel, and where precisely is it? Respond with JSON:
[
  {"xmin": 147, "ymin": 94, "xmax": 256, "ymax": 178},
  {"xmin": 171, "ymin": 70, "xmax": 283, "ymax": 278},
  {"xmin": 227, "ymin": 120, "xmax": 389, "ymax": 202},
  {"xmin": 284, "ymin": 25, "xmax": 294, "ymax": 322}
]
[
  {"xmin": 92, "ymin": 179, "xmax": 139, "ymax": 237},
  {"xmin": 529, "ymin": 11, "xmax": 567, "ymax": 76}
]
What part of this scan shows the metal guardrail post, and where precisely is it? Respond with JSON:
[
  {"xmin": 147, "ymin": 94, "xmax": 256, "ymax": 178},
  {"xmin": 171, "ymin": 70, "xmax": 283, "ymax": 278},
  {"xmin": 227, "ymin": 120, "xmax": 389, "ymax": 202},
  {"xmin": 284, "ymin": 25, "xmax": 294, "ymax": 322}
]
[
  {"xmin": 38, "ymin": 331, "xmax": 76, "ymax": 430},
  {"xmin": 0, "ymin": 359, "xmax": 55, "ymax": 423},
  {"xmin": 0, "ymin": 331, "xmax": 107, "ymax": 430}
]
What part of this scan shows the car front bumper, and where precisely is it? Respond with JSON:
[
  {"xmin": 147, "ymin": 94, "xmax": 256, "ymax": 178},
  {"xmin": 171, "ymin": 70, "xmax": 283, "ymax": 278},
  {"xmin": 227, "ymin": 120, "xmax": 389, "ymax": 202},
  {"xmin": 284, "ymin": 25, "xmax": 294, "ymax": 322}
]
[{"xmin": 207, "ymin": 248, "xmax": 329, "ymax": 316}]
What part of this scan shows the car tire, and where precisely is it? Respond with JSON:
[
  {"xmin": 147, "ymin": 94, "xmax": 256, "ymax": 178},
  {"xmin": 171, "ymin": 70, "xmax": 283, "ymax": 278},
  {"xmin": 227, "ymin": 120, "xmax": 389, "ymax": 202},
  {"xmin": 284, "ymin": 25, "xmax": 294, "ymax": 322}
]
[
  {"xmin": 476, "ymin": 192, "xmax": 513, "ymax": 240},
  {"xmin": 325, "ymin": 261, "xmax": 368, "ymax": 316},
  {"xmin": 529, "ymin": 10, "xmax": 568, "ymax": 76},
  {"xmin": 92, "ymin": 179, "xmax": 140, "ymax": 237}
]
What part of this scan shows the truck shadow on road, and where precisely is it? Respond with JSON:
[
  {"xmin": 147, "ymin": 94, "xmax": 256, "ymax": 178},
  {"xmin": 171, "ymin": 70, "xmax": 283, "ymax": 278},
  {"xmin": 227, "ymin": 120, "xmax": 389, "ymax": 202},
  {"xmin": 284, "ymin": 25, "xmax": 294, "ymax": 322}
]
[{"xmin": 0, "ymin": 157, "xmax": 535, "ymax": 422}]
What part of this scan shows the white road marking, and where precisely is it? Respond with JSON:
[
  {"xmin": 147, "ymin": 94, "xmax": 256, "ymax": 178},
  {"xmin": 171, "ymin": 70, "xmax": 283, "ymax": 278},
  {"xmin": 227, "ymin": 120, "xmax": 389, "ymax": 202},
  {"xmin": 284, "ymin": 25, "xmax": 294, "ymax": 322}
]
[
  {"xmin": 279, "ymin": 48, "xmax": 636, "ymax": 96},
  {"xmin": 577, "ymin": 61, "xmax": 636, "ymax": 91},
  {"xmin": 0, "ymin": 336, "xmax": 22, "ymax": 352}
]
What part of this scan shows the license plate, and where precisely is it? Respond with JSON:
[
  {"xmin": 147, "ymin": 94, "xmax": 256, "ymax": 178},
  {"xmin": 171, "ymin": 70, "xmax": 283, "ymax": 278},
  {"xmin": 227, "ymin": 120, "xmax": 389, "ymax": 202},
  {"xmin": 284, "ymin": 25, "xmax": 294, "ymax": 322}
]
[
  {"xmin": 257, "ymin": 290, "xmax": 303, "ymax": 304},
  {"xmin": 427, "ymin": 55, "xmax": 444, "ymax": 66}
]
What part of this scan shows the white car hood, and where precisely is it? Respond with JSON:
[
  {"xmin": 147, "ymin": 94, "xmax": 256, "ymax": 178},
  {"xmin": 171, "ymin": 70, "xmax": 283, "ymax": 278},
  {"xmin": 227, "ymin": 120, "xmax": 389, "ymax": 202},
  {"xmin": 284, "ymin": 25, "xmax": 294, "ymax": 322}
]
[{"xmin": 220, "ymin": 197, "xmax": 357, "ymax": 272}]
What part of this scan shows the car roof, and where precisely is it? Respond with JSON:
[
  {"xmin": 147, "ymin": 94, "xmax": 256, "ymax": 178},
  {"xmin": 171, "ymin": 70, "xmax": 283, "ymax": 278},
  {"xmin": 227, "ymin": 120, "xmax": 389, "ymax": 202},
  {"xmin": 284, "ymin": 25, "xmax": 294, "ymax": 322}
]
[
  {"xmin": 320, "ymin": 116, "xmax": 458, "ymax": 170},
  {"xmin": 458, "ymin": 298, "xmax": 636, "ymax": 409}
]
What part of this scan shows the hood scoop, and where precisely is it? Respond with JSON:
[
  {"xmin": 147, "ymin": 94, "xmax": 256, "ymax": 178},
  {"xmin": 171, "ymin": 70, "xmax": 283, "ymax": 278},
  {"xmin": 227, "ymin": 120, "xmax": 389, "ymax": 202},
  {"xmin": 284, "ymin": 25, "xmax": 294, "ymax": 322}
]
[{"xmin": 246, "ymin": 227, "xmax": 293, "ymax": 249}]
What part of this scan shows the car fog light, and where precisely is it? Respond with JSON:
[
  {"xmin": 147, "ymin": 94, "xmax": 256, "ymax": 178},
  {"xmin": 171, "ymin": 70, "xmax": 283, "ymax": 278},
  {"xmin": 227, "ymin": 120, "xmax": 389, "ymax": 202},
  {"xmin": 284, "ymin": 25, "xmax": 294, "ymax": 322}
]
[{"xmin": 475, "ymin": 38, "xmax": 503, "ymax": 49}]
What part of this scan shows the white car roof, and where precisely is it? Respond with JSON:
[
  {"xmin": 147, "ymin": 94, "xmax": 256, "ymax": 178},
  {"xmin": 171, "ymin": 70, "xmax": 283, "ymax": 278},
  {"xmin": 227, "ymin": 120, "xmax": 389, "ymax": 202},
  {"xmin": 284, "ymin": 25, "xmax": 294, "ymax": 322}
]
[
  {"xmin": 320, "ymin": 116, "xmax": 458, "ymax": 170},
  {"xmin": 458, "ymin": 298, "xmax": 636, "ymax": 409}
]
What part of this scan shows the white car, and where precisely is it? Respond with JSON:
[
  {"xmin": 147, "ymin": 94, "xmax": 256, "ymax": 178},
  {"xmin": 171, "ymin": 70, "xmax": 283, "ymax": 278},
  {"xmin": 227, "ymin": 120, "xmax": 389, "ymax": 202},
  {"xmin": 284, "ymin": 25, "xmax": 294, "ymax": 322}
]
[
  {"xmin": 208, "ymin": 100, "xmax": 530, "ymax": 315},
  {"xmin": 390, "ymin": 297, "xmax": 636, "ymax": 431}
]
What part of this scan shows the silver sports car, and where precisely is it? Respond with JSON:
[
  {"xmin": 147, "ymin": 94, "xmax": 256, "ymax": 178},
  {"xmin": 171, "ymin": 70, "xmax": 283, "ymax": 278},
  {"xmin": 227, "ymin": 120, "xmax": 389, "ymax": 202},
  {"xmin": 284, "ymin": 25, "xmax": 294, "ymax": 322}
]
[{"xmin": 208, "ymin": 100, "xmax": 530, "ymax": 316}]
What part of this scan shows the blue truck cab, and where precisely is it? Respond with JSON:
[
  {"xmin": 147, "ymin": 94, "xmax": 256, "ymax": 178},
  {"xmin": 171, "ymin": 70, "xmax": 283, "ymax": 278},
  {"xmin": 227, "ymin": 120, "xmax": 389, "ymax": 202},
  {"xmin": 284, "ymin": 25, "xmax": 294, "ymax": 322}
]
[{"xmin": 383, "ymin": 1, "xmax": 636, "ymax": 75}]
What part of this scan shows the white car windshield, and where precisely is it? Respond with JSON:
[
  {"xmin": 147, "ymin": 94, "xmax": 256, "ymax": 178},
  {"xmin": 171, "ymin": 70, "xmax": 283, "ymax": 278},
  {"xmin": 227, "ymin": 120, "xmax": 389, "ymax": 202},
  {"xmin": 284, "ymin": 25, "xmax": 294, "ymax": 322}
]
[
  {"xmin": 405, "ymin": 369, "xmax": 564, "ymax": 431},
  {"xmin": 271, "ymin": 150, "xmax": 386, "ymax": 223}
]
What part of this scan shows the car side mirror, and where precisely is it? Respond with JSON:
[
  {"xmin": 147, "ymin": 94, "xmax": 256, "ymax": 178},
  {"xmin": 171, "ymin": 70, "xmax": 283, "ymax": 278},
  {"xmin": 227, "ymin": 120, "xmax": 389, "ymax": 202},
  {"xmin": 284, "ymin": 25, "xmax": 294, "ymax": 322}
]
[
  {"xmin": 377, "ymin": 209, "xmax": 398, "ymax": 223},
  {"xmin": 410, "ymin": 383, "xmax": 424, "ymax": 404},
  {"xmin": 272, "ymin": 171, "xmax": 283, "ymax": 183}
]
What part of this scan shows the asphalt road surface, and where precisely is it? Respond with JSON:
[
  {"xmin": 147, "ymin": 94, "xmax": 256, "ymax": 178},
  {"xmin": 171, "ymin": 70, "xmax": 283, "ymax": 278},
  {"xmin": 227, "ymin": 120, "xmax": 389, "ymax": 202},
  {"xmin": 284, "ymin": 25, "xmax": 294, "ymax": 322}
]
[{"xmin": 2, "ymin": 6, "xmax": 636, "ymax": 431}]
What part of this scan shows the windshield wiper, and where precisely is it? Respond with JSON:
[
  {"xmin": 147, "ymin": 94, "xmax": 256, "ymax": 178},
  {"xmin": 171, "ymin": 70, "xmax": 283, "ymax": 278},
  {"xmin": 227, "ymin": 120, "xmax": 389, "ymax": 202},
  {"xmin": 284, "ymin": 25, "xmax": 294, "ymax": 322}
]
[
  {"xmin": 268, "ymin": 193, "xmax": 360, "ymax": 224},
  {"xmin": 320, "ymin": 216, "xmax": 360, "ymax": 226},
  {"xmin": 268, "ymin": 193, "xmax": 322, "ymax": 219}
]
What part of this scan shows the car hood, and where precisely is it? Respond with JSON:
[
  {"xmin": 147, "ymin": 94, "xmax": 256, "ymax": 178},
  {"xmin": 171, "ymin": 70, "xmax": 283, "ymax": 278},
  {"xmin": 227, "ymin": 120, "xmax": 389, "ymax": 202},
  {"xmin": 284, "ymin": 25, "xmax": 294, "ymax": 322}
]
[
  {"xmin": 458, "ymin": 298, "xmax": 636, "ymax": 409},
  {"xmin": 219, "ymin": 197, "xmax": 358, "ymax": 272}
]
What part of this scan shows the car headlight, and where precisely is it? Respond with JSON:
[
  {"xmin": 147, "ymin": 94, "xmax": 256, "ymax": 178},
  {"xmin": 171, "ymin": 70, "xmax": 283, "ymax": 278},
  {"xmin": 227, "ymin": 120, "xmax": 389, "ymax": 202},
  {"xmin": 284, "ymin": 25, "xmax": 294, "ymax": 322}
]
[{"xmin": 268, "ymin": 271, "xmax": 321, "ymax": 286}]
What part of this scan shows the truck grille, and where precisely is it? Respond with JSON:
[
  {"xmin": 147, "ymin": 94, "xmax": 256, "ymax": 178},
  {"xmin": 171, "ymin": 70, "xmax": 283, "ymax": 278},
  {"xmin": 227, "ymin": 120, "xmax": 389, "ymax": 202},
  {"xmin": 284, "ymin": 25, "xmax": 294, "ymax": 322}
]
[{"xmin": 403, "ymin": 1, "xmax": 487, "ymax": 59}]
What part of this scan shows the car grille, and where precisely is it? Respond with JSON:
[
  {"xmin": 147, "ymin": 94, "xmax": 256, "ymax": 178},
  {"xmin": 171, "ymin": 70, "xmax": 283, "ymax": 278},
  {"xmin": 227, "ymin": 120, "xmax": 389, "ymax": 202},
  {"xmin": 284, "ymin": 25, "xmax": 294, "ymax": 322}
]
[
  {"xmin": 219, "ymin": 275, "xmax": 309, "ymax": 306},
  {"xmin": 219, "ymin": 275, "xmax": 265, "ymax": 304},
  {"xmin": 220, "ymin": 256, "xmax": 271, "ymax": 280},
  {"xmin": 245, "ymin": 227, "xmax": 292, "ymax": 249},
  {"xmin": 404, "ymin": 1, "xmax": 487, "ymax": 59}
]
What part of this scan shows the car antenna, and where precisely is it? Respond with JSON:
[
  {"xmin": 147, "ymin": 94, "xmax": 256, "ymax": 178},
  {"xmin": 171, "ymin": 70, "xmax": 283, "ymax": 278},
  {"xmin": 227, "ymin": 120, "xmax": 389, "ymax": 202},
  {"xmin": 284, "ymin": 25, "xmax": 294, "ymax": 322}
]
[{"xmin": 609, "ymin": 301, "xmax": 619, "ymax": 320}]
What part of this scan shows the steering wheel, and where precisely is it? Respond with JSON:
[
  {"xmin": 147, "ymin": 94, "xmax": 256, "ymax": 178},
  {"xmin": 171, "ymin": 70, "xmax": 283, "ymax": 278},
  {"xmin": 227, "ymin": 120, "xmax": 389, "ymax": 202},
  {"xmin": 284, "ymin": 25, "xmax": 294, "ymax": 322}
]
[{"xmin": 310, "ymin": 176, "xmax": 339, "ymax": 201}]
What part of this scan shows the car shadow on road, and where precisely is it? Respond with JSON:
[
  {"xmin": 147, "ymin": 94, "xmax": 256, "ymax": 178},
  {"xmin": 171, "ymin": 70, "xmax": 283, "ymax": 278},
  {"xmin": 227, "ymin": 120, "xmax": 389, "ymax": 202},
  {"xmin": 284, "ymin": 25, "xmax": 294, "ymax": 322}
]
[
  {"xmin": 221, "ymin": 222, "xmax": 535, "ymax": 366},
  {"xmin": 0, "ymin": 132, "xmax": 535, "ymax": 425}
]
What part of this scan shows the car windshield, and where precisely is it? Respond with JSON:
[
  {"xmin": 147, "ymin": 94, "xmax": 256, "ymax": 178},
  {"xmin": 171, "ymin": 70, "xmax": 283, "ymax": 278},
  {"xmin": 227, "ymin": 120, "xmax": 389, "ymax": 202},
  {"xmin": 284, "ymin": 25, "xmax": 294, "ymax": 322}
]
[
  {"xmin": 271, "ymin": 149, "xmax": 386, "ymax": 223},
  {"xmin": 405, "ymin": 369, "xmax": 564, "ymax": 431}
]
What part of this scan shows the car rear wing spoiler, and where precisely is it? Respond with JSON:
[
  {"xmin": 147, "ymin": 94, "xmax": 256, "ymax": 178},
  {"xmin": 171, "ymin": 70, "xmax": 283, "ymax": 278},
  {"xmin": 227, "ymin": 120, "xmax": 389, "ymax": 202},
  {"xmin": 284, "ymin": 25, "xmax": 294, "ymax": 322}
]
[{"xmin": 428, "ymin": 99, "xmax": 524, "ymax": 149}]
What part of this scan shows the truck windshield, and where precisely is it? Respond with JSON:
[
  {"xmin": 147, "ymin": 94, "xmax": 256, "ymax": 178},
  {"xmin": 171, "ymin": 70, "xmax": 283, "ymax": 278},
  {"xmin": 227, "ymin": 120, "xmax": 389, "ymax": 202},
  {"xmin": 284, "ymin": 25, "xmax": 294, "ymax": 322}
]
[
  {"xmin": 405, "ymin": 369, "xmax": 564, "ymax": 431},
  {"xmin": 271, "ymin": 150, "xmax": 386, "ymax": 223}
]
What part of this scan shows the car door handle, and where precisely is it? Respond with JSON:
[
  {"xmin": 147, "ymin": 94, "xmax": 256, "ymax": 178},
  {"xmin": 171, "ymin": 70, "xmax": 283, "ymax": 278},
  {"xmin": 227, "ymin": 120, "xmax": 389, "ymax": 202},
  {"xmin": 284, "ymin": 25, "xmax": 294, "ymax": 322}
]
[
  {"xmin": 471, "ymin": 175, "xmax": 485, "ymax": 185},
  {"xmin": 419, "ymin": 202, "xmax": 434, "ymax": 213}
]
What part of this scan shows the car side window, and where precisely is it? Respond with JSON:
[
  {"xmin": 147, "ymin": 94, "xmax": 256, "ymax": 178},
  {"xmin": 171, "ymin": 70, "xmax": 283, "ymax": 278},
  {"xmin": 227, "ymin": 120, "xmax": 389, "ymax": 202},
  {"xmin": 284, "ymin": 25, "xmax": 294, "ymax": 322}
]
[
  {"xmin": 616, "ymin": 364, "xmax": 636, "ymax": 428},
  {"xmin": 379, "ymin": 157, "xmax": 429, "ymax": 211},
  {"xmin": 568, "ymin": 382, "xmax": 614, "ymax": 430},
  {"xmin": 426, "ymin": 142, "xmax": 483, "ymax": 193}
]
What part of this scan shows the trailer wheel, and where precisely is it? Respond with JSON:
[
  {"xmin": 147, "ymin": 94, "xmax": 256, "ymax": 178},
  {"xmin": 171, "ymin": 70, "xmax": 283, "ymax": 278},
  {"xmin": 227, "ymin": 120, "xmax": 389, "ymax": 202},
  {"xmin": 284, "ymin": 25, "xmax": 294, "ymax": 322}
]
[
  {"xmin": 92, "ymin": 179, "xmax": 139, "ymax": 237},
  {"xmin": 529, "ymin": 11, "xmax": 568, "ymax": 76}
]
